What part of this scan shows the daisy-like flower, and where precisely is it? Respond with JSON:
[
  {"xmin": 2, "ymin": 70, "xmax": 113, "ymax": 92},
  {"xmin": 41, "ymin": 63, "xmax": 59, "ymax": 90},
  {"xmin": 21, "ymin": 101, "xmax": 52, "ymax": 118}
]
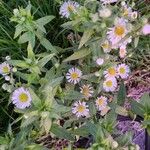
[
  {"xmin": 96, "ymin": 58, "xmax": 104, "ymax": 66},
  {"xmin": 104, "ymin": 67, "xmax": 117, "ymax": 78},
  {"xmin": 80, "ymin": 84, "xmax": 94, "ymax": 99},
  {"xmin": 72, "ymin": 101, "xmax": 89, "ymax": 117},
  {"xmin": 103, "ymin": 77, "xmax": 117, "ymax": 92},
  {"xmin": 117, "ymin": 64, "xmax": 130, "ymax": 79},
  {"xmin": 119, "ymin": 45, "xmax": 127, "ymax": 58},
  {"xmin": 107, "ymin": 18, "xmax": 128, "ymax": 47},
  {"xmin": 122, "ymin": 4, "xmax": 132, "ymax": 17},
  {"xmin": 66, "ymin": 67, "xmax": 82, "ymax": 84},
  {"xmin": 96, "ymin": 96, "xmax": 108, "ymax": 111},
  {"xmin": 12, "ymin": 87, "xmax": 32, "ymax": 109},
  {"xmin": 100, "ymin": 0, "xmax": 118, "ymax": 5},
  {"xmin": 59, "ymin": 1, "xmax": 79, "ymax": 18},
  {"xmin": 101, "ymin": 40, "xmax": 111, "ymax": 53},
  {"xmin": 0, "ymin": 62, "xmax": 11, "ymax": 75}
]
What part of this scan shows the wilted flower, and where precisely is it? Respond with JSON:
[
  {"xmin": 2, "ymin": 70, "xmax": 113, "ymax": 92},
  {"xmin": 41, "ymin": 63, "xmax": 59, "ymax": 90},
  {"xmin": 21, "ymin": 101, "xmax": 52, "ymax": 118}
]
[
  {"xmin": 104, "ymin": 67, "xmax": 117, "ymax": 78},
  {"xmin": 142, "ymin": 24, "xmax": 150, "ymax": 35},
  {"xmin": 72, "ymin": 101, "xmax": 89, "ymax": 117},
  {"xmin": 99, "ymin": 8, "xmax": 112, "ymax": 18},
  {"xmin": 95, "ymin": 96, "xmax": 108, "ymax": 111},
  {"xmin": 101, "ymin": 40, "xmax": 111, "ymax": 53},
  {"xmin": 59, "ymin": 1, "xmax": 79, "ymax": 18},
  {"xmin": 66, "ymin": 67, "xmax": 82, "ymax": 84},
  {"xmin": 117, "ymin": 64, "xmax": 130, "ymax": 79},
  {"xmin": 119, "ymin": 45, "xmax": 127, "ymax": 58},
  {"xmin": 0, "ymin": 62, "xmax": 11, "ymax": 75},
  {"xmin": 80, "ymin": 84, "xmax": 94, "ymax": 99},
  {"xmin": 12, "ymin": 87, "xmax": 32, "ymax": 109},
  {"xmin": 96, "ymin": 58, "xmax": 104, "ymax": 66},
  {"xmin": 131, "ymin": 11, "xmax": 138, "ymax": 20},
  {"xmin": 103, "ymin": 77, "xmax": 117, "ymax": 92}
]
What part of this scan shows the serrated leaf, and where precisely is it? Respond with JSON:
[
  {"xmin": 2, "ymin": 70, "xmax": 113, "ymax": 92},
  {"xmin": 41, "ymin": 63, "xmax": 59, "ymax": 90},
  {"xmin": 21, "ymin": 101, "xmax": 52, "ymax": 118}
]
[
  {"xmin": 63, "ymin": 48, "xmax": 91, "ymax": 62},
  {"xmin": 78, "ymin": 29, "xmax": 94, "ymax": 49},
  {"xmin": 51, "ymin": 124, "xmax": 75, "ymax": 141},
  {"xmin": 117, "ymin": 81, "xmax": 126, "ymax": 106}
]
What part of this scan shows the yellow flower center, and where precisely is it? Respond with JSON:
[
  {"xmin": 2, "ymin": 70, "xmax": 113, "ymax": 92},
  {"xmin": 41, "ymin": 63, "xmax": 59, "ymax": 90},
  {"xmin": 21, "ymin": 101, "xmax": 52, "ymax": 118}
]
[
  {"xmin": 19, "ymin": 93, "xmax": 28, "ymax": 102},
  {"xmin": 108, "ymin": 68, "xmax": 116, "ymax": 76},
  {"xmin": 114, "ymin": 25, "xmax": 125, "ymax": 36},
  {"xmin": 97, "ymin": 98, "xmax": 104, "ymax": 106},
  {"xmin": 82, "ymin": 86, "xmax": 90, "ymax": 98},
  {"xmin": 71, "ymin": 72, "xmax": 79, "ymax": 80},
  {"xmin": 123, "ymin": 9, "xmax": 129, "ymax": 16},
  {"xmin": 2, "ymin": 66, "xmax": 9, "ymax": 73},
  {"xmin": 67, "ymin": 5, "xmax": 74, "ymax": 12},
  {"xmin": 119, "ymin": 67, "xmax": 125, "ymax": 74},
  {"xmin": 106, "ymin": 80, "xmax": 113, "ymax": 87},
  {"xmin": 77, "ymin": 105, "xmax": 85, "ymax": 113}
]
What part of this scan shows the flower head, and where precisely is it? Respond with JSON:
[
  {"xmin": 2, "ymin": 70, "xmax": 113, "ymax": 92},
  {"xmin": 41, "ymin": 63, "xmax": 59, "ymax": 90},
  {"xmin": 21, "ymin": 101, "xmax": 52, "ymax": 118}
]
[
  {"xmin": 80, "ymin": 84, "xmax": 94, "ymax": 99},
  {"xmin": 119, "ymin": 45, "xmax": 127, "ymax": 58},
  {"xmin": 117, "ymin": 64, "xmax": 130, "ymax": 79},
  {"xmin": 104, "ymin": 67, "xmax": 117, "ymax": 78},
  {"xmin": 12, "ymin": 87, "xmax": 32, "ymax": 109},
  {"xmin": 59, "ymin": 1, "xmax": 79, "ymax": 18},
  {"xmin": 107, "ymin": 18, "xmax": 128, "ymax": 46},
  {"xmin": 100, "ymin": 0, "xmax": 118, "ymax": 4},
  {"xmin": 66, "ymin": 67, "xmax": 82, "ymax": 84},
  {"xmin": 96, "ymin": 96, "xmax": 108, "ymax": 111},
  {"xmin": 0, "ymin": 62, "xmax": 11, "ymax": 75},
  {"xmin": 72, "ymin": 101, "xmax": 89, "ymax": 117},
  {"xmin": 103, "ymin": 77, "xmax": 117, "ymax": 92}
]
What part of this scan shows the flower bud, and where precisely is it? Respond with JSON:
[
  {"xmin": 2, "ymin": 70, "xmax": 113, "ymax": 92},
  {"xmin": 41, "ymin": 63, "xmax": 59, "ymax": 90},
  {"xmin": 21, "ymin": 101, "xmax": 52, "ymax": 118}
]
[{"xmin": 99, "ymin": 8, "xmax": 111, "ymax": 18}]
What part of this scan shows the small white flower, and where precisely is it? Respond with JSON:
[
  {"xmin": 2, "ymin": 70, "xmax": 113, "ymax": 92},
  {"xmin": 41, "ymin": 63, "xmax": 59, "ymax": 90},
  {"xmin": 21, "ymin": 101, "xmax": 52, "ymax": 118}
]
[
  {"xmin": 5, "ymin": 56, "xmax": 11, "ymax": 61},
  {"xmin": 72, "ymin": 101, "xmax": 89, "ymax": 117},
  {"xmin": 4, "ymin": 76, "xmax": 10, "ymax": 81},
  {"xmin": 117, "ymin": 64, "xmax": 130, "ymax": 79},
  {"xmin": 12, "ymin": 87, "xmax": 32, "ymax": 109},
  {"xmin": 104, "ymin": 67, "xmax": 117, "ymax": 78},
  {"xmin": 96, "ymin": 58, "xmax": 104, "ymax": 66},
  {"xmin": 99, "ymin": 8, "xmax": 112, "ymax": 18},
  {"xmin": 121, "ymin": 1, "xmax": 126, "ymax": 6},
  {"xmin": 59, "ymin": 1, "xmax": 79, "ymax": 18},
  {"xmin": 119, "ymin": 45, "xmax": 127, "ymax": 58},
  {"xmin": 100, "ymin": 0, "xmax": 118, "ymax": 4},
  {"xmin": 101, "ymin": 40, "xmax": 111, "ymax": 53},
  {"xmin": 103, "ymin": 77, "xmax": 117, "ymax": 92},
  {"xmin": 131, "ymin": 11, "xmax": 138, "ymax": 20},
  {"xmin": 80, "ymin": 84, "xmax": 94, "ymax": 99},
  {"xmin": 96, "ymin": 96, "xmax": 108, "ymax": 111},
  {"xmin": 12, "ymin": 67, "xmax": 17, "ymax": 73},
  {"xmin": 142, "ymin": 24, "xmax": 150, "ymax": 35},
  {"xmin": 66, "ymin": 67, "xmax": 82, "ymax": 84},
  {"xmin": 0, "ymin": 62, "xmax": 11, "ymax": 75}
]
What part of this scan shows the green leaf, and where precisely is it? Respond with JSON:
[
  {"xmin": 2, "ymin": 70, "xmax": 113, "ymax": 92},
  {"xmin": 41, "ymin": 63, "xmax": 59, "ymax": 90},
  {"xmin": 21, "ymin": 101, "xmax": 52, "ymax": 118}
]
[
  {"xmin": 14, "ymin": 24, "xmax": 25, "ymax": 39},
  {"xmin": 29, "ymin": 88, "xmax": 41, "ymax": 108},
  {"xmin": 27, "ymin": 42, "xmax": 35, "ymax": 59},
  {"xmin": 36, "ymin": 16, "xmax": 55, "ymax": 26},
  {"xmin": 71, "ymin": 126, "xmax": 89, "ymax": 137},
  {"xmin": 140, "ymin": 93, "xmax": 150, "ymax": 111},
  {"xmin": 38, "ymin": 53, "xmax": 55, "ymax": 69},
  {"xmin": 78, "ymin": 29, "xmax": 94, "ymax": 49},
  {"xmin": 131, "ymin": 100, "xmax": 144, "ymax": 118},
  {"xmin": 117, "ymin": 81, "xmax": 126, "ymax": 106},
  {"xmin": 51, "ymin": 124, "xmax": 75, "ymax": 141},
  {"xmin": 115, "ymin": 106, "xmax": 128, "ymax": 116},
  {"xmin": 89, "ymin": 101, "xmax": 97, "ymax": 116},
  {"xmin": 63, "ymin": 48, "xmax": 91, "ymax": 62},
  {"xmin": 43, "ymin": 117, "xmax": 52, "ymax": 134},
  {"xmin": 8, "ymin": 60, "xmax": 29, "ymax": 68},
  {"xmin": 64, "ymin": 91, "xmax": 83, "ymax": 100}
]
